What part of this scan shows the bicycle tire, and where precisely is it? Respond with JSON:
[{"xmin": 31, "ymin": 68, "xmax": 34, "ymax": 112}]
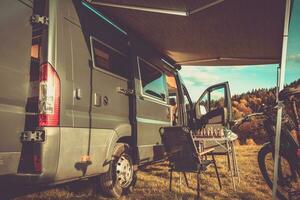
[{"xmin": 258, "ymin": 143, "xmax": 295, "ymax": 200}]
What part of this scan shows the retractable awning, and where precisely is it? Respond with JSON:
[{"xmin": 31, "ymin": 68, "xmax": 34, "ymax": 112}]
[
  {"xmin": 87, "ymin": 1, "xmax": 294, "ymax": 200},
  {"xmin": 88, "ymin": 0, "xmax": 285, "ymax": 66}
]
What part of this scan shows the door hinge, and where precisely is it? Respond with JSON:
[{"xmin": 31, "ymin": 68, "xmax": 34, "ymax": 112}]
[
  {"xmin": 21, "ymin": 130, "xmax": 45, "ymax": 143},
  {"xmin": 30, "ymin": 15, "xmax": 49, "ymax": 26},
  {"xmin": 116, "ymin": 87, "xmax": 135, "ymax": 96}
]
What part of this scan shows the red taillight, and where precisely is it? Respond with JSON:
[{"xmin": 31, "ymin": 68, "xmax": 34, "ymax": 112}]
[
  {"xmin": 297, "ymin": 148, "xmax": 300, "ymax": 158},
  {"xmin": 38, "ymin": 62, "xmax": 60, "ymax": 127}
]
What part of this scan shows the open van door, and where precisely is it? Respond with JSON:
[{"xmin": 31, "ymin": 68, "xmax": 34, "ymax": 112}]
[{"xmin": 194, "ymin": 82, "xmax": 232, "ymax": 130}]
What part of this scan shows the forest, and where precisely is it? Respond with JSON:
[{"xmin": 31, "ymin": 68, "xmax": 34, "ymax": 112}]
[{"xmin": 231, "ymin": 79, "xmax": 300, "ymax": 144}]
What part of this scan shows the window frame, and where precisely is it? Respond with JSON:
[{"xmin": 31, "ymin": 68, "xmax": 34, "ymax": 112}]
[
  {"xmin": 90, "ymin": 36, "xmax": 129, "ymax": 81},
  {"xmin": 137, "ymin": 57, "xmax": 168, "ymax": 105}
]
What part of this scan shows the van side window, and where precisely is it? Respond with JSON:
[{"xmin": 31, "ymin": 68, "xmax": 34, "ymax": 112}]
[
  {"xmin": 91, "ymin": 37, "xmax": 129, "ymax": 79},
  {"xmin": 138, "ymin": 58, "xmax": 167, "ymax": 102}
]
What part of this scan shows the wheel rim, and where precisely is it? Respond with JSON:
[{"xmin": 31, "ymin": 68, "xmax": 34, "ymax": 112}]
[
  {"xmin": 115, "ymin": 154, "xmax": 133, "ymax": 188},
  {"xmin": 264, "ymin": 151, "xmax": 300, "ymax": 199}
]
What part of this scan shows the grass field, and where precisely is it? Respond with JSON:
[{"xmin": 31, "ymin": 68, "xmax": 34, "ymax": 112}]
[{"xmin": 15, "ymin": 145, "xmax": 272, "ymax": 200}]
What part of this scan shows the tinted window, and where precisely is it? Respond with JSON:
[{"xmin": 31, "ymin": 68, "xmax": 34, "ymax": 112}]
[
  {"xmin": 138, "ymin": 59, "xmax": 167, "ymax": 101},
  {"xmin": 91, "ymin": 37, "xmax": 129, "ymax": 79}
]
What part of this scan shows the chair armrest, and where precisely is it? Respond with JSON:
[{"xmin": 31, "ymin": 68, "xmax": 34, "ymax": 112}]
[{"xmin": 198, "ymin": 148, "xmax": 215, "ymax": 156}]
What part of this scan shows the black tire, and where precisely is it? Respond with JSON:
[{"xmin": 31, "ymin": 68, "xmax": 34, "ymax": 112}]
[
  {"xmin": 99, "ymin": 143, "xmax": 136, "ymax": 198},
  {"xmin": 258, "ymin": 143, "xmax": 295, "ymax": 200}
]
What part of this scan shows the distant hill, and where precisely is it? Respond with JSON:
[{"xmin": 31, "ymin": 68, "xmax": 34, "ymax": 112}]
[{"xmin": 231, "ymin": 79, "xmax": 300, "ymax": 144}]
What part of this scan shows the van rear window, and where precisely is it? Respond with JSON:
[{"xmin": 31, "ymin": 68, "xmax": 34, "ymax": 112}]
[{"xmin": 91, "ymin": 37, "xmax": 129, "ymax": 79}]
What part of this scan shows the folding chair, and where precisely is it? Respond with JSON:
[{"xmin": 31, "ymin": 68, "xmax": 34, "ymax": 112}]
[{"xmin": 160, "ymin": 126, "xmax": 222, "ymax": 199}]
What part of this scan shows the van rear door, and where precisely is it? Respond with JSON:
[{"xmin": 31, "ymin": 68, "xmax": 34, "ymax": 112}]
[{"xmin": 0, "ymin": 0, "xmax": 33, "ymax": 176}]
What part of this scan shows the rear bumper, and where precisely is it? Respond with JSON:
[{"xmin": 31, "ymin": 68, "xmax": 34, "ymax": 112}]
[
  {"xmin": 0, "ymin": 127, "xmax": 60, "ymax": 185},
  {"xmin": 0, "ymin": 152, "xmax": 21, "ymax": 176},
  {"xmin": 0, "ymin": 173, "xmax": 42, "ymax": 185}
]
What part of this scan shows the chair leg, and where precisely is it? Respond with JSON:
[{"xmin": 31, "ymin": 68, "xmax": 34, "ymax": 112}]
[
  {"xmin": 183, "ymin": 172, "xmax": 189, "ymax": 187},
  {"xmin": 169, "ymin": 169, "xmax": 173, "ymax": 192},
  {"xmin": 212, "ymin": 154, "xmax": 222, "ymax": 190},
  {"xmin": 227, "ymin": 152, "xmax": 231, "ymax": 171},
  {"xmin": 197, "ymin": 172, "xmax": 200, "ymax": 200}
]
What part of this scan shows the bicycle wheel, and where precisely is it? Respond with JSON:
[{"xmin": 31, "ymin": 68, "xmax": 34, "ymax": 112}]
[{"xmin": 258, "ymin": 143, "xmax": 300, "ymax": 200}]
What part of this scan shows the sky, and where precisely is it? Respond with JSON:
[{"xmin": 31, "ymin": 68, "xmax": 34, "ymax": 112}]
[
  {"xmin": 179, "ymin": 64, "xmax": 278, "ymax": 101},
  {"xmin": 285, "ymin": 0, "xmax": 300, "ymax": 85},
  {"xmin": 180, "ymin": 2, "xmax": 300, "ymax": 101}
]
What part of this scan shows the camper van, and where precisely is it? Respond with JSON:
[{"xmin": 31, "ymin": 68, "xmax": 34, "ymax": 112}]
[{"xmin": 0, "ymin": 0, "xmax": 232, "ymax": 198}]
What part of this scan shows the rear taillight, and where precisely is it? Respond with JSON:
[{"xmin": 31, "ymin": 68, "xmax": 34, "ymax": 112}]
[
  {"xmin": 38, "ymin": 62, "xmax": 60, "ymax": 127},
  {"xmin": 297, "ymin": 148, "xmax": 300, "ymax": 159}
]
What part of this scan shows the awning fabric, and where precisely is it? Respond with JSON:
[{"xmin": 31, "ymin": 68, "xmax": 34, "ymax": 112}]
[{"xmin": 89, "ymin": 0, "xmax": 285, "ymax": 66}]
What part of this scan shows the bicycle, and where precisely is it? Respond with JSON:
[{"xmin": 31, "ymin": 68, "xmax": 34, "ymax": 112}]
[{"xmin": 232, "ymin": 86, "xmax": 300, "ymax": 200}]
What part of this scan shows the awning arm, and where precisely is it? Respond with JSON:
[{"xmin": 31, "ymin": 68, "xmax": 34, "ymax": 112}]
[
  {"xmin": 88, "ymin": 0, "xmax": 224, "ymax": 16},
  {"xmin": 88, "ymin": 1, "xmax": 188, "ymax": 16},
  {"xmin": 188, "ymin": 0, "xmax": 224, "ymax": 15},
  {"xmin": 176, "ymin": 57, "xmax": 280, "ymax": 65}
]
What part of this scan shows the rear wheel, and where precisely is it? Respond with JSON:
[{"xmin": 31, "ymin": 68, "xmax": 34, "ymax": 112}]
[
  {"xmin": 258, "ymin": 144, "xmax": 299, "ymax": 200},
  {"xmin": 99, "ymin": 143, "xmax": 136, "ymax": 198}
]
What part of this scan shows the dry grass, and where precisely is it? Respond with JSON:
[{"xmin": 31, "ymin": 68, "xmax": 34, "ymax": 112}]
[{"xmin": 15, "ymin": 145, "xmax": 272, "ymax": 200}]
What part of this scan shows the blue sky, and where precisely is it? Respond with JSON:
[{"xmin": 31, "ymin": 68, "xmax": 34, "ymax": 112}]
[
  {"xmin": 179, "ymin": 64, "xmax": 279, "ymax": 101},
  {"xmin": 285, "ymin": 0, "xmax": 300, "ymax": 85},
  {"xmin": 180, "ymin": 62, "xmax": 299, "ymax": 101},
  {"xmin": 180, "ymin": 2, "xmax": 300, "ymax": 101}
]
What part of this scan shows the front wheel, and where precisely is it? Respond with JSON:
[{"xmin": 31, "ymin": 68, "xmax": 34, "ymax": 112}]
[
  {"xmin": 258, "ymin": 143, "xmax": 299, "ymax": 200},
  {"xmin": 99, "ymin": 143, "xmax": 136, "ymax": 198}
]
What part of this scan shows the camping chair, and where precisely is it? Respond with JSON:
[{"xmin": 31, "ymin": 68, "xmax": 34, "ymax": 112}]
[
  {"xmin": 194, "ymin": 125, "xmax": 240, "ymax": 189},
  {"xmin": 160, "ymin": 126, "xmax": 222, "ymax": 199}
]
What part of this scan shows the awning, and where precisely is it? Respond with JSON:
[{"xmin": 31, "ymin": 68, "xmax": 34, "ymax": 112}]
[{"xmin": 89, "ymin": 0, "xmax": 285, "ymax": 66}]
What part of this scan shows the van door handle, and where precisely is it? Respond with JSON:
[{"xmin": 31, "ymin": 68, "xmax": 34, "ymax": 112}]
[
  {"xmin": 116, "ymin": 87, "xmax": 134, "ymax": 96},
  {"xmin": 94, "ymin": 93, "xmax": 101, "ymax": 107},
  {"xmin": 75, "ymin": 88, "xmax": 82, "ymax": 100}
]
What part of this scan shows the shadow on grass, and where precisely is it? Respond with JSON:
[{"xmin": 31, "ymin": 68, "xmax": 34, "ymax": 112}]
[{"xmin": 0, "ymin": 177, "xmax": 112, "ymax": 200}]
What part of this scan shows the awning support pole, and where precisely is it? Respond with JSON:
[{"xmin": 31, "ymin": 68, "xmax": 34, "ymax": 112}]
[{"xmin": 272, "ymin": 0, "xmax": 291, "ymax": 199}]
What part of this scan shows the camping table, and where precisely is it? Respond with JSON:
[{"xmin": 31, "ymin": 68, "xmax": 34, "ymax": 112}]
[{"xmin": 193, "ymin": 130, "xmax": 240, "ymax": 190}]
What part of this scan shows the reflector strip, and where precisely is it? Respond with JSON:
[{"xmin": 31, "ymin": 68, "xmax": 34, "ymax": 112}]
[{"xmin": 33, "ymin": 155, "xmax": 42, "ymax": 173}]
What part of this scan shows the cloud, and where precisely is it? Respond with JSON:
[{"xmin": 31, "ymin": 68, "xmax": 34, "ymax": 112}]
[
  {"xmin": 288, "ymin": 54, "xmax": 300, "ymax": 63},
  {"xmin": 179, "ymin": 67, "xmax": 222, "ymax": 101},
  {"xmin": 180, "ymin": 67, "xmax": 220, "ymax": 87}
]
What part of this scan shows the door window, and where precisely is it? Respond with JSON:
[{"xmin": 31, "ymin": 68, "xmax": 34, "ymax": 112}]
[
  {"xmin": 210, "ymin": 87, "xmax": 225, "ymax": 111},
  {"xmin": 138, "ymin": 58, "xmax": 167, "ymax": 102},
  {"xmin": 195, "ymin": 82, "xmax": 232, "ymax": 123},
  {"xmin": 199, "ymin": 91, "xmax": 209, "ymax": 113}
]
